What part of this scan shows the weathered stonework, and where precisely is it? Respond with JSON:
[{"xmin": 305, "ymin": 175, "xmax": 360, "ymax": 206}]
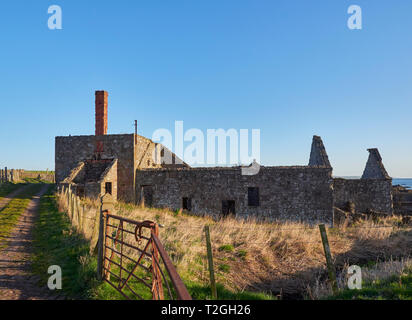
[
  {"xmin": 55, "ymin": 134, "xmax": 135, "ymax": 201},
  {"xmin": 135, "ymin": 166, "xmax": 334, "ymax": 224},
  {"xmin": 55, "ymin": 134, "xmax": 186, "ymax": 202},
  {"xmin": 309, "ymin": 136, "xmax": 331, "ymax": 167},
  {"xmin": 361, "ymin": 148, "xmax": 390, "ymax": 179},
  {"xmin": 333, "ymin": 148, "xmax": 393, "ymax": 215},
  {"xmin": 333, "ymin": 178, "xmax": 393, "ymax": 214},
  {"xmin": 55, "ymin": 91, "xmax": 395, "ymax": 224}
]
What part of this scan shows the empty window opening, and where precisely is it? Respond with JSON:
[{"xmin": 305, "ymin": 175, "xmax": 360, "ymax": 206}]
[
  {"xmin": 182, "ymin": 197, "xmax": 192, "ymax": 211},
  {"xmin": 222, "ymin": 200, "xmax": 235, "ymax": 216},
  {"xmin": 105, "ymin": 182, "xmax": 112, "ymax": 195},
  {"xmin": 248, "ymin": 187, "xmax": 260, "ymax": 206}
]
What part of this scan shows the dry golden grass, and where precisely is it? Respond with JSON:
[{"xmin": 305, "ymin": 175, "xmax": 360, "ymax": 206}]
[
  {"xmin": 114, "ymin": 203, "xmax": 412, "ymax": 298},
  {"xmin": 57, "ymin": 191, "xmax": 412, "ymax": 298}
]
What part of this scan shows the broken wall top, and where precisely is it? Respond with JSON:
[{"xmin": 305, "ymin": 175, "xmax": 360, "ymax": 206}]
[
  {"xmin": 361, "ymin": 148, "xmax": 391, "ymax": 179},
  {"xmin": 309, "ymin": 135, "xmax": 332, "ymax": 168}
]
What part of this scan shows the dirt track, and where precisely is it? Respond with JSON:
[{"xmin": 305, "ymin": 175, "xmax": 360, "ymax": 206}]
[{"xmin": 0, "ymin": 184, "xmax": 64, "ymax": 300}]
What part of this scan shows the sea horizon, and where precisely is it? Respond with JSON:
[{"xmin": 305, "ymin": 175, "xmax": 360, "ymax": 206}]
[{"xmin": 335, "ymin": 176, "xmax": 412, "ymax": 189}]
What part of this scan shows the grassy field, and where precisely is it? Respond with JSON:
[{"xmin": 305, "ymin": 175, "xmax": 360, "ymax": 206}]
[
  {"xmin": 107, "ymin": 202, "xmax": 412, "ymax": 300},
  {"xmin": 0, "ymin": 182, "xmax": 25, "ymax": 200},
  {"xmin": 33, "ymin": 189, "xmax": 274, "ymax": 300},
  {"xmin": 0, "ymin": 183, "xmax": 45, "ymax": 250},
  {"xmin": 328, "ymin": 264, "xmax": 412, "ymax": 300},
  {"xmin": 32, "ymin": 189, "xmax": 412, "ymax": 300}
]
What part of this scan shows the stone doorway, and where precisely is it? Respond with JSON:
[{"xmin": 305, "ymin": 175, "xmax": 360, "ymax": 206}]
[{"xmin": 222, "ymin": 200, "xmax": 235, "ymax": 216}]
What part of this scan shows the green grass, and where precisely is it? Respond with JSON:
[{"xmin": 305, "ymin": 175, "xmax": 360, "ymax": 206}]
[
  {"xmin": 0, "ymin": 182, "xmax": 26, "ymax": 200},
  {"xmin": 31, "ymin": 190, "xmax": 276, "ymax": 300},
  {"xmin": 24, "ymin": 170, "xmax": 54, "ymax": 174},
  {"xmin": 0, "ymin": 183, "xmax": 44, "ymax": 249},
  {"xmin": 218, "ymin": 244, "xmax": 234, "ymax": 253},
  {"xmin": 31, "ymin": 187, "xmax": 98, "ymax": 299},
  {"xmin": 236, "ymin": 249, "xmax": 248, "ymax": 260},
  {"xmin": 185, "ymin": 281, "xmax": 275, "ymax": 300},
  {"xmin": 328, "ymin": 268, "xmax": 412, "ymax": 300}
]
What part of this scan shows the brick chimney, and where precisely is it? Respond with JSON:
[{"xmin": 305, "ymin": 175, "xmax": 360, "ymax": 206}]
[{"xmin": 95, "ymin": 90, "xmax": 108, "ymax": 135}]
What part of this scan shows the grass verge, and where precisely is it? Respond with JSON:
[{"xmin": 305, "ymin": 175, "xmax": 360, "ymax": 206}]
[
  {"xmin": 36, "ymin": 190, "xmax": 275, "ymax": 300},
  {"xmin": 32, "ymin": 186, "xmax": 99, "ymax": 298},
  {"xmin": 0, "ymin": 182, "xmax": 26, "ymax": 200},
  {"xmin": 0, "ymin": 183, "xmax": 44, "ymax": 250},
  {"xmin": 328, "ymin": 268, "xmax": 412, "ymax": 300}
]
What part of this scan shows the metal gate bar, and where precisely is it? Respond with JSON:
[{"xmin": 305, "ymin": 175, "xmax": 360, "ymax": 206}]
[{"xmin": 101, "ymin": 212, "xmax": 192, "ymax": 300}]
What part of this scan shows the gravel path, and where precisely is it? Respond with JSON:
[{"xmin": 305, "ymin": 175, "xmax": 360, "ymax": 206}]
[{"xmin": 0, "ymin": 184, "xmax": 64, "ymax": 300}]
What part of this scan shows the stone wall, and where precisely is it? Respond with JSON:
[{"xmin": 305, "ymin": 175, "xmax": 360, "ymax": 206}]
[
  {"xmin": 333, "ymin": 178, "xmax": 393, "ymax": 214},
  {"xmin": 309, "ymin": 136, "xmax": 331, "ymax": 167},
  {"xmin": 55, "ymin": 134, "xmax": 135, "ymax": 201},
  {"xmin": 135, "ymin": 166, "xmax": 334, "ymax": 224},
  {"xmin": 99, "ymin": 159, "xmax": 118, "ymax": 200},
  {"xmin": 55, "ymin": 133, "xmax": 185, "ymax": 202},
  {"xmin": 361, "ymin": 149, "xmax": 390, "ymax": 179}
]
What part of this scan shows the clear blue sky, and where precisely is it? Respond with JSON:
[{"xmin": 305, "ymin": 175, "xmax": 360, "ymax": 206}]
[{"xmin": 0, "ymin": 1, "xmax": 411, "ymax": 177}]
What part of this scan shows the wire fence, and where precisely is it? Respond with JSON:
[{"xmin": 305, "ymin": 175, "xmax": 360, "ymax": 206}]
[{"xmin": 57, "ymin": 185, "xmax": 412, "ymax": 299}]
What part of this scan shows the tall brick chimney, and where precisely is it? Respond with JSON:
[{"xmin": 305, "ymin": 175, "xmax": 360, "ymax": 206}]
[{"xmin": 95, "ymin": 90, "xmax": 108, "ymax": 135}]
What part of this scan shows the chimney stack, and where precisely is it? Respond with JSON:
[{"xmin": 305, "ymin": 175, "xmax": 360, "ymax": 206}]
[{"xmin": 95, "ymin": 90, "xmax": 108, "ymax": 135}]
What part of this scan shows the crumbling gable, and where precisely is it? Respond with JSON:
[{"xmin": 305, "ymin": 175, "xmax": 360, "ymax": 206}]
[
  {"xmin": 361, "ymin": 148, "xmax": 390, "ymax": 179},
  {"xmin": 309, "ymin": 135, "xmax": 331, "ymax": 167}
]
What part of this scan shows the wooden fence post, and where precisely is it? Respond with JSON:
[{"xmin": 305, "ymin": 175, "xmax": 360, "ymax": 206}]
[
  {"xmin": 90, "ymin": 209, "xmax": 100, "ymax": 254},
  {"xmin": 204, "ymin": 225, "xmax": 217, "ymax": 299},
  {"xmin": 68, "ymin": 185, "xmax": 71, "ymax": 208},
  {"xmin": 151, "ymin": 223, "xmax": 164, "ymax": 300},
  {"xmin": 319, "ymin": 224, "xmax": 338, "ymax": 295},
  {"xmin": 97, "ymin": 193, "xmax": 114, "ymax": 280},
  {"xmin": 70, "ymin": 192, "xmax": 74, "ymax": 221},
  {"xmin": 97, "ymin": 206, "xmax": 104, "ymax": 280},
  {"xmin": 79, "ymin": 203, "xmax": 84, "ymax": 233}
]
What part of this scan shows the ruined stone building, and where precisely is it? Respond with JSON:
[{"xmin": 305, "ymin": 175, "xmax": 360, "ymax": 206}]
[{"xmin": 55, "ymin": 91, "xmax": 393, "ymax": 223}]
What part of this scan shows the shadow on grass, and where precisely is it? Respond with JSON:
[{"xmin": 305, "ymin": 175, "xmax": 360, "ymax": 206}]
[
  {"xmin": 186, "ymin": 281, "xmax": 275, "ymax": 300},
  {"xmin": 31, "ymin": 186, "xmax": 98, "ymax": 299},
  {"xmin": 244, "ymin": 227, "xmax": 412, "ymax": 300}
]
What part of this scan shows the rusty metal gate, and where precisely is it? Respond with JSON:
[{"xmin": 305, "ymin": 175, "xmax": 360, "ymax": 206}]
[{"xmin": 102, "ymin": 212, "xmax": 191, "ymax": 300}]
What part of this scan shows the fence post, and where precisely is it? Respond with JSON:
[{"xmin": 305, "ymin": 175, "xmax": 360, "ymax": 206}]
[
  {"xmin": 151, "ymin": 223, "xmax": 164, "ymax": 300},
  {"xmin": 97, "ymin": 193, "xmax": 113, "ymax": 280},
  {"xmin": 70, "ymin": 192, "xmax": 74, "ymax": 221},
  {"xmin": 81, "ymin": 204, "xmax": 86, "ymax": 234},
  {"xmin": 72, "ymin": 195, "xmax": 77, "ymax": 226},
  {"xmin": 90, "ymin": 208, "xmax": 100, "ymax": 254},
  {"xmin": 67, "ymin": 186, "xmax": 71, "ymax": 214},
  {"xmin": 319, "ymin": 224, "xmax": 338, "ymax": 295},
  {"xmin": 204, "ymin": 225, "xmax": 217, "ymax": 299}
]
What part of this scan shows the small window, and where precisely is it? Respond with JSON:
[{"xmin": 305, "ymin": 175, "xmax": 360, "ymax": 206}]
[
  {"xmin": 105, "ymin": 182, "xmax": 112, "ymax": 195},
  {"xmin": 222, "ymin": 200, "xmax": 235, "ymax": 216},
  {"xmin": 248, "ymin": 187, "xmax": 260, "ymax": 206},
  {"xmin": 182, "ymin": 197, "xmax": 192, "ymax": 211}
]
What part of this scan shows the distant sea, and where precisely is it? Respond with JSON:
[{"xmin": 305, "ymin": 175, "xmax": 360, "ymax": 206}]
[
  {"xmin": 392, "ymin": 178, "xmax": 412, "ymax": 190},
  {"xmin": 336, "ymin": 177, "xmax": 412, "ymax": 190}
]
